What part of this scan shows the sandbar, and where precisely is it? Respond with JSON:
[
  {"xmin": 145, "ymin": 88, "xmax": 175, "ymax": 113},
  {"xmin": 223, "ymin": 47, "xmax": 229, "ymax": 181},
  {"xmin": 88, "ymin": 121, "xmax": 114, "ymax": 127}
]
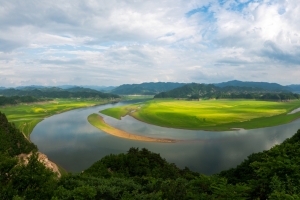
[{"xmin": 87, "ymin": 113, "xmax": 177, "ymax": 143}]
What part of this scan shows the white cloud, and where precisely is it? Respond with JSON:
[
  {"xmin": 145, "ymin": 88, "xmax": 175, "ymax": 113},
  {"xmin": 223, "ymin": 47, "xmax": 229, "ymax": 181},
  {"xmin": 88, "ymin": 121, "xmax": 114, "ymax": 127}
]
[{"xmin": 0, "ymin": 0, "xmax": 299, "ymax": 87}]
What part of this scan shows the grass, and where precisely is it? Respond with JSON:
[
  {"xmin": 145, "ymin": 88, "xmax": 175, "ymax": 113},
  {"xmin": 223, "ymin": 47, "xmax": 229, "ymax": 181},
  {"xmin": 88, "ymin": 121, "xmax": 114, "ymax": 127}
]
[
  {"xmin": 0, "ymin": 98, "xmax": 113, "ymax": 138},
  {"xmin": 87, "ymin": 113, "xmax": 176, "ymax": 143},
  {"xmin": 100, "ymin": 99, "xmax": 300, "ymax": 130}
]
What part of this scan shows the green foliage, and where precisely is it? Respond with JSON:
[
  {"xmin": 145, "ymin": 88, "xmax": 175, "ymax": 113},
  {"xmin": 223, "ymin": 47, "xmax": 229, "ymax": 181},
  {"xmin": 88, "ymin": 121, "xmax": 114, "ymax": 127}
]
[
  {"xmin": 0, "ymin": 96, "xmax": 45, "ymax": 106},
  {"xmin": 0, "ymin": 87, "xmax": 119, "ymax": 99},
  {"xmin": 83, "ymin": 147, "xmax": 182, "ymax": 179},
  {"xmin": 0, "ymin": 153, "xmax": 58, "ymax": 200},
  {"xmin": 0, "ymin": 112, "xmax": 37, "ymax": 156},
  {"xmin": 154, "ymin": 82, "xmax": 300, "ymax": 101},
  {"xmin": 9, "ymin": 153, "xmax": 58, "ymax": 199},
  {"xmin": 111, "ymin": 82, "xmax": 186, "ymax": 95},
  {"xmin": 220, "ymin": 129, "xmax": 300, "ymax": 199}
]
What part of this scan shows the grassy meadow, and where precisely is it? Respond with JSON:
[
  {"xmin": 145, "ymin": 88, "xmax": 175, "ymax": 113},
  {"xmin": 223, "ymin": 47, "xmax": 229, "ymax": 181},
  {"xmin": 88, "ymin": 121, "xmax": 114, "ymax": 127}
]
[
  {"xmin": 0, "ymin": 98, "xmax": 112, "ymax": 138},
  {"xmin": 100, "ymin": 99, "xmax": 300, "ymax": 130}
]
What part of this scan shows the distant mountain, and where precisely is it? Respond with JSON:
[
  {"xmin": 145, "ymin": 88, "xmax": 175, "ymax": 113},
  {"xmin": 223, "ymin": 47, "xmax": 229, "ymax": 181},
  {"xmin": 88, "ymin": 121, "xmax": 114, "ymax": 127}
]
[
  {"xmin": 214, "ymin": 80, "xmax": 291, "ymax": 92},
  {"xmin": 0, "ymin": 87, "xmax": 119, "ymax": 99},
  {"xmin": 15, "ymin": 85, "xmax": 47, "ymax": 90},
  {"xmin": 154, "ymin": 83, "xmax": 218, "ymax": 98},
  {"xmin": 0, "ymin": 87, "xmax": 6, "ymax": 90},
  {"xmin": 84, "ymin": 86, "xmax": 116, "ymax": 92},
  {"xmin": 56, "ymin": 85, "xmax": 116, "ymax": 91},
  {"xmin": 154, "ymin": 83, "xmax": 299, "ymax": 100},
  {"xmin": 288, "ymin": 84, "xmax": 300, "ymax": 93},
  {"xmin": 111, "ymin": 82, "xmax": 186, "ymax": 95}
]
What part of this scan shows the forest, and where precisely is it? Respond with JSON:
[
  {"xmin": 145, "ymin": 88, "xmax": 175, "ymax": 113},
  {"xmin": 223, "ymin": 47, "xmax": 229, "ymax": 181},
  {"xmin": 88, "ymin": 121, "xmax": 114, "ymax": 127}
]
[
  {"xmin": 1, "ymin": 110, "xmax": 300, "ymax": 199},
  {"xmin": 0, "ymin": 87, "xmax": 119, "ymax": 99},
  {"xmin": 154, "ymin": 83, "xmax": 300, "ymax": 101},
  {"xmin": 0, "ymin": 96, "xmax": 48, "ymax": 106}
]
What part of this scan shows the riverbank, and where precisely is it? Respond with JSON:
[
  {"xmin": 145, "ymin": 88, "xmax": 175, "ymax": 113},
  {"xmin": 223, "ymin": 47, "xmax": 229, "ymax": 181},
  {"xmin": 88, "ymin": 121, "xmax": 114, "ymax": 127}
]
[
  {"xmin": 87, "ymin": 113, "xmax": 177, "ymax": 143},
  {"xmin": 0, "ymin": 98, "xmax": 118, "ymax": 138}
]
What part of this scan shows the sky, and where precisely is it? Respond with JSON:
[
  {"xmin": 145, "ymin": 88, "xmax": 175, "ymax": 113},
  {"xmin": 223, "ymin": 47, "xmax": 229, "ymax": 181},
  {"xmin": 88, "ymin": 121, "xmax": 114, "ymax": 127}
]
[{"xmin": 0, "ymin": 0, "xmax": 299, "ymax": 87}]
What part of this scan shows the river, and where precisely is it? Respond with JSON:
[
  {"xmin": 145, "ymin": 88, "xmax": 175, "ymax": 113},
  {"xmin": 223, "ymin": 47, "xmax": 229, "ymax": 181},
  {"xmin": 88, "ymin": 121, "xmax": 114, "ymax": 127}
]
[{"xmin": 31, "ymin": 99, "xmax": 300, "ymax": 175}]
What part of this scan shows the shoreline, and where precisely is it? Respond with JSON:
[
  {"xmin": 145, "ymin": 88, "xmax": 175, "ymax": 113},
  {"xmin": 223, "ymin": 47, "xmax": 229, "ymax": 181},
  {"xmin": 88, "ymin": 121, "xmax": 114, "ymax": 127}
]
[
  {"xmin": 88, "ymin": 114, "xmax": 177, "ymax": 143},
  {"xmin": 2, "ymin": 99, "xmax": 119, "ymax": 140}
]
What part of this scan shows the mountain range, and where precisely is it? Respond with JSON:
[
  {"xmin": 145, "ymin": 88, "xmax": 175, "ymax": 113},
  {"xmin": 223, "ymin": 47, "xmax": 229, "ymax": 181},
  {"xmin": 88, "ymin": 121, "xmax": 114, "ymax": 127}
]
[{"xmin": 1, "ymin": 80, "xmax": 299, "ymax": 95}]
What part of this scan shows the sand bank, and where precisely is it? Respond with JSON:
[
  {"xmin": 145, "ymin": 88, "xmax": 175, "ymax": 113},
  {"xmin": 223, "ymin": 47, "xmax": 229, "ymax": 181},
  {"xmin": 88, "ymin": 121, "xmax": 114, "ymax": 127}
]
[{"xmin": 87, "ymin": 113, "xmax": 177, "ymax": 143}]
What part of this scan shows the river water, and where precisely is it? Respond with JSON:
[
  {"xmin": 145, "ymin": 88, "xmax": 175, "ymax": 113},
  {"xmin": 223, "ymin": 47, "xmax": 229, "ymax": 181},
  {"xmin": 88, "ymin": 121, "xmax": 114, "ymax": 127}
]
[{"xmin": 31, "ymin": 99, "xmax": 300, "ymax": 175}]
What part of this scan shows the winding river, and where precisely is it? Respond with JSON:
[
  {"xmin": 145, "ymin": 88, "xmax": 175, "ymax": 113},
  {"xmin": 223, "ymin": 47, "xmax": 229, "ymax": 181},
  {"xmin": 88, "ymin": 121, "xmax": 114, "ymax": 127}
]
[{"xmin": 31, "ymin": 99, "xmax": 300, "ymax": 175}]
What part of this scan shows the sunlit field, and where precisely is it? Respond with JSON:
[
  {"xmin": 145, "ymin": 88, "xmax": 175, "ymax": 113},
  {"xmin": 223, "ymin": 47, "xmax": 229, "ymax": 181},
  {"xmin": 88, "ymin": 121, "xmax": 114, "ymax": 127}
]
[
  {"xmin": 0, "ymin": 98, "xmax": 111, "ymax": 138},
  {"xmin": 100, "ymin": 99, "xmax": 300, "ymax": 130}
]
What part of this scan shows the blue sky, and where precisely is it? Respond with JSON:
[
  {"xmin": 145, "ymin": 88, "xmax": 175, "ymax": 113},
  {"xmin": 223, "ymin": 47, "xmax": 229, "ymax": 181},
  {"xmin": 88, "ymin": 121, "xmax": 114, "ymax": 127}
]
[{"xmin": 0, "ymin": 0, "xmax": 299, "ymax": 87}]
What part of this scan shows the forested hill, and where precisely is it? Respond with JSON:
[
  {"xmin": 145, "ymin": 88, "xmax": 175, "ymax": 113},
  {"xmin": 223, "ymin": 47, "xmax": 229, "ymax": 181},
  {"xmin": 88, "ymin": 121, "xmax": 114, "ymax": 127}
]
[
  {"xmin": 0, "ymin": 112, "xmax": 37, "ymax": 156},
  {"xmin": 154, "ymin": 83, "xmax": 300, "ymax": 100},
  {"xmin": 214, "ymin": 80, "xmax": 291, "ymax": 92},
  {"xmin": 0, "ymin": 96, "xmax": 46, "ymax": 106},
  {"xmin": 0, "ymin": 87, "xmax": 120, "ymax": 99},
  {"xmin": 288, "ymin": 84, "xmax": 300, "ymax": 93},
  {"xmin": 111, "ymin": 82, "xmax": 186, "ymax": 95}
]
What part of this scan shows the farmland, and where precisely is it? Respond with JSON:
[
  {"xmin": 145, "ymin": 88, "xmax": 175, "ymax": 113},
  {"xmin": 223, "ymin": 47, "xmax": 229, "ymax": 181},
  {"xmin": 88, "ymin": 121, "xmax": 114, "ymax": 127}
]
[
  {"xmin": 1, "ymin": 98, "xmax": 112, "ymax": 138},
  {"xmin": 100, "ymin": 99, "xmax": 300, "ymax": 130}
]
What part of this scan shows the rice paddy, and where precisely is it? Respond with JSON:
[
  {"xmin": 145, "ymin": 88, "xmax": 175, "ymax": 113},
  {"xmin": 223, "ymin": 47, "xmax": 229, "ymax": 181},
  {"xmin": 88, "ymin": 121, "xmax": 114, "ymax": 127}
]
[{"xmin": 100, "ymin": 99, "xmax": 300, "ymax": 130}]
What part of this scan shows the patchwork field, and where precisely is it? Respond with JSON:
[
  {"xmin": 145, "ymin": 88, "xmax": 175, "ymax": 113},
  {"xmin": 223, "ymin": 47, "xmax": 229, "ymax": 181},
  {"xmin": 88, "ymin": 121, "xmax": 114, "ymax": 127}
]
[
  {"xmin": 100, "ymin": 99, "xmax": 300, "ymax": 130},
  {"xmin": 0, "ymin": 98, "xmax": 112, "ymax": 138}
]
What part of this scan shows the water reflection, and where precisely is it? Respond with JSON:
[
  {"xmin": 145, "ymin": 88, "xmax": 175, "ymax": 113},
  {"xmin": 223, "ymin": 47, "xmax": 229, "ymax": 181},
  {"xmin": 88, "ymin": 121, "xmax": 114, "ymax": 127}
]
[{"xmin": 31, "ymin": 100, "xmax": 300, "ymax": 175}]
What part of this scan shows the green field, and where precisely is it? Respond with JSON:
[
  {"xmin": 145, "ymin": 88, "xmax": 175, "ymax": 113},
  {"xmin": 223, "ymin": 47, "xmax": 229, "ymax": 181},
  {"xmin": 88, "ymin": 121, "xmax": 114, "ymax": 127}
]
[
  {"xmin": 0, "ymin": 98, "xmax": 113, "ymax": 138},
  {"xmin": 100, "ymin": 99, "xmax": 300, "ymax": 130}
]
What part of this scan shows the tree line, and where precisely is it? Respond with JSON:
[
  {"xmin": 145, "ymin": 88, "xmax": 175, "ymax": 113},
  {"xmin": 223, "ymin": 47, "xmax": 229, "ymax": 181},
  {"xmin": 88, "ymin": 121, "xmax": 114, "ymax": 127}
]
[
  {"xmin": 0, "ymin": 87, "xmax": 120, "ymax": 99},
  {"xmin": 0, "ymin": 96, "xmax": 48, "ymax": 106},
  {"xmin": 154, "ymin": 83, "xmax": 300, "ymax": 101}
]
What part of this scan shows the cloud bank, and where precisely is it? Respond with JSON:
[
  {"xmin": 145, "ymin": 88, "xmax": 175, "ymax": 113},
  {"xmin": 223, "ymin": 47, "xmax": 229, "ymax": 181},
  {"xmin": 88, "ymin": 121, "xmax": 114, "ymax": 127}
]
[{"xmin": 0, "ymin": 0, "xmax": 299, "ymax": 86}]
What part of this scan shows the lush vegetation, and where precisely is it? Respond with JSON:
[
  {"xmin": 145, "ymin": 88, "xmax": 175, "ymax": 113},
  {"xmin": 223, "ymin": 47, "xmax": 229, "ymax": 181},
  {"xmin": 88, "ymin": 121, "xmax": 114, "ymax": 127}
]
[
  {"xmin": 0, "ymin": 96, "xmax": 50, "ymax": 106},
  {"xmin": 154, "ymin": 83, "xmax": 300, "ymax": 101},
  {"xmin": 214, "ymin": 80, "xmax": 291, "ymax": 92},
  {"xmin": 111, "ymin": 82, "xmax": 186, "ymax": 95},
  {"xmin": 100, "ymin": 99, "xmax": 300, "ymax": 130},
  {"xmin": 0, "ymin": 98, "xmax": 116, "ymax": 138},
  {"xmin": 0, "ymin": 112, "xmax": 37, "ymax": 156},
  {"xmin": 2, "ymin": 108, "xmax": 300, "ymax": 199},
  {"xmin": 219, "ymin": 129, "xmax": 300, "ymax": 199},
  {"xmin": 0, "ymin": 87, "xmax": 119, "ymax": 99}
]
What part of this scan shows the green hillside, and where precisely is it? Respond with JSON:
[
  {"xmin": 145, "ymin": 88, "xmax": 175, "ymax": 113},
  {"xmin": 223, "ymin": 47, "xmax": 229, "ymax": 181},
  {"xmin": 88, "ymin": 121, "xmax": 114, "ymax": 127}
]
[
  {"xmin": 111, "ymin": 82, "xmax": 186, "ymax": 95},
  {"xmin": 0, "ymin": 87, "xmax": 120, "ymax": 99},
  {"xmin": 154, "ymin": 83, "xmax": 300, "ymax": 100}
]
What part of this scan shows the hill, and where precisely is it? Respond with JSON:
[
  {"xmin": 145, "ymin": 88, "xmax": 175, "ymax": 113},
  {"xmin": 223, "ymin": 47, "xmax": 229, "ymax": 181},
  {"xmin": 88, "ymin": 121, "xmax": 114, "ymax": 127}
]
[
  {"xmin": 111, "ymin": 82, "xmax": 186, "ymax": 95},
  {"xmin": 0, "ymin": 96, "xmax": 45, "ymax": 106},
  {"xmin": 0, "ymin": 87, "xmax": 120, "ymax": 99},
  {"xmin": 56, "ymin": 85, "xmax": 116, "ymax": 91},
  {"xmin": 214, "ymin": 80, "xmax": 291, "ymax": 92},
  {"xmin": 154, "ymin": 83, "xmax": 300, "ymax": 101},
  {"xmin": 288, "ymin": 84, "xmax": 300, "ymax": 93},
  {"xmin": 0, "ymin": 112, "xmax": 37, "ymax": 156}
]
